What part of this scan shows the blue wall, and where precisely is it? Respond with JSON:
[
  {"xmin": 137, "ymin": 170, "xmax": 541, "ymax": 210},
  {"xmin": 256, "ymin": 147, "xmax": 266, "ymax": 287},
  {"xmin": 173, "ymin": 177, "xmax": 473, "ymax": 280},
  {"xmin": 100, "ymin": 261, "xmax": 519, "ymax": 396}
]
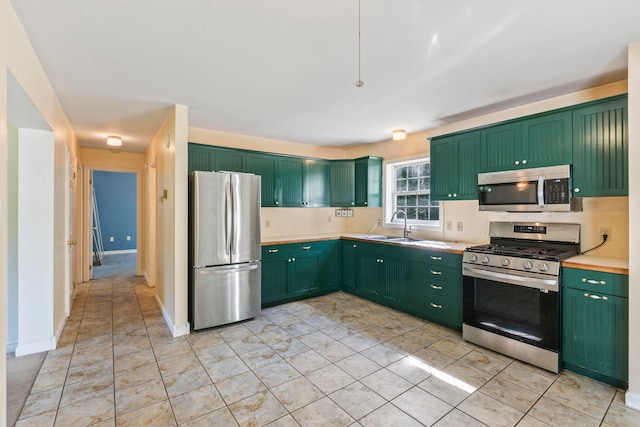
[{"xmin": 93, "ymin": 171, "xmax": 137, "ymax": 251}]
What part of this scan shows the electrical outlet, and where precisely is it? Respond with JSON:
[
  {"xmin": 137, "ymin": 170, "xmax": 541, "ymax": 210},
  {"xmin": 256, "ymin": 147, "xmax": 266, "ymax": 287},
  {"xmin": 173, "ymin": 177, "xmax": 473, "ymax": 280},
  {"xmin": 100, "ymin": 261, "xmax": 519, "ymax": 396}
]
[
  {"xmin": 109, "ymin": 236, "xmax": 114, "ymax": 242},
  {"xmin": 446, "ymin": 221, "xmax": 452, "ymax": 231},
  {"xmin": 600, "ymin": 227, "xmax": 611, "ymax": 240},
  {"xmin": 265, "ymin": 220, "xmax": 270, "ymax": 228},
  {"xmin": 126, "ymin": 235, "xmax": 131, "ymax": 241},
  {"xmin": 456, "ymin": 222, "xmax": 463, "ymax": 232}
]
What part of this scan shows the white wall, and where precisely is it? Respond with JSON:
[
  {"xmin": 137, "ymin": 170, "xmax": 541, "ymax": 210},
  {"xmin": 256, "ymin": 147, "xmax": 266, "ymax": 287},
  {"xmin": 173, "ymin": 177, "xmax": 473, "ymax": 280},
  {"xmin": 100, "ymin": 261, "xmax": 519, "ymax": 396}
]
[{"xmin": 6, "ymin": 121, "xmax": 18, "ymax": 351}]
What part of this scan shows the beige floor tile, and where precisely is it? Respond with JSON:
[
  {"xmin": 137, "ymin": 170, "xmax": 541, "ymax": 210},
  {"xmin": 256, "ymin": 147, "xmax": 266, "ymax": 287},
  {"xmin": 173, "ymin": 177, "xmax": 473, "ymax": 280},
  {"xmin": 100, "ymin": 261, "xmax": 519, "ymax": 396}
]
[
  {"xmin": 162, "ymin": 365, "xmax": 212, "ymax": 398},
  {"xmin": 265, "ymin": 414, "xmax": 302, "ymax": 427},
  {"xmin": 441, "ymin": 359, "xmax": 496, "ymax": 389},
  {"xmin": 418, "ymin": 373, "xmax": 474, "ymax": 406},
  {"xmin": 458, "ymin": 392, "xmax": 524, "ymax": 427},
  {"xmin": 459, "ymin": 348, "xmax": 512, "ymax": 376},
  {"xmin": 193, "ymin": 342, "xmax": 236, "ymax": 365},
  {"xmin": 428, "ymin": 336, "xmax": 476, "ymax": 360},
  {"xmin": 360, "ymin": 368, "xmax": 412, "ymax": 401},
  {"xmin": 480, "ymin": 376, "xmax": 541, "ymax": 413},
  {"xmin": 283, "ymin": 322, "xmax": 317, "ymax": 338},
  {"xmin": 157, "ymin": 350, "xmax": 200, "ymax": 377},
  {"xmin": 114, "ymin": 361, "xmax": 161, "ymax": 390},
  {"xmin": 433, "ymin": 408, "xmax": 488, "ymax": 427},
  {"xmin": 55, "ymin": 393, "xmax": 115, "ymax": 426},
  {"xmin": 65, "ymin": 358, "xmax": 114, "ymax": 385},
  {"xmin": 271, "ymin": 338, "xmax": 312, "ymax": 358},
  {"xmin": 240, "ymin": 346, "xmax": 284, "ymax": 370},
  {"xmin": 329, "ymin": 381, "xmax": 386, "ymax": 420},
  {"xmin": 115, "ymin": 378, "xmax": 167, "ymax": 416},
  {"xmin": 387, "ymin": 355, "xmax": 433, "ymax": 384},
  {"xmin": 40, "ymin": 353, "xmax": 71, "ymax": 374},
  {"xmin": 286, "ymin": 350, "xmax": 330, "ymax": 375},
  {"xmin": 228, "ymin": 390, "xmax": 289, "ymax": 426},
  {"xmin": 115, "ymin": 399, "xmax": 176, "ymax": 427},
  {"xmin": 314, "ymin": 340, "xmax": 356, "ymax": 363},
  {"xmin": 217, "ymin": 324, "xmax": 254, "ymax": 342},
  {"xmin": 528, "ymin": 396, "xmax": 600, "ymax": 427},
  {"xmin": 544, "ymin": 371, "xmax": 617, "ymax": 419},
  {"xmin": 402, "ymin": 328, "xmax": 444, "ymax": 348},
  {"xmin": 339, "ymin": 333, "xmax": 379, "ymax": 352},
  {"xmin": 411, "ymin": 346, "xmax": 456, "ymax": 370},
  {"xmin": 215, "ymin": 370, "xmax": 267, "ymax": 404},
  {"xmin": 169, "ymin": 383, "xmax": 225, "ymax": 424},
  {"xmin": 185, "ymin": 330, "xmax": 225, "ymax": 352},
  {"xmin": 334, "ymin": 353, "xmax": 382, "ymax": 380},
  {"xmin": 271, "ymin": 377, "xmax": 325, "ymax": 412},
  {"xmin": 515, "ymin": 415, "xmax": 551, "ymax": 427},
  {"xmin": 359, "ymin": 402, "xmax": 423, "ymax": 427},
  {"xmin": 255, "ymin": 325, "xmax": 294, "ymax": 345},
  {"xmin": 203, "ymin": 355, "xmax": 249, "ymax": 383},
  {"xmin": 306, "ymin": 364, "xmax": 355, "ymax": 394},
  {"xmin": 496, "ymin": 363, "xmax": 556, "ymax": 394},
  {"xmin": 393, "ymin": 386, "xmax": 453, "ymax": 425},
  {"xmin": 602, "ymin": 402, "xmax": 640, "ymax": 427},
  {"xmin": 292, "ymin": 396, "xmax": 354, "ymax": 427},
  {"xmin": 227, "ymin": 334, "xmax": 267, "ymax": 354},
  {"xmin": 114, "ymin": 348, "xmax": 156, "ymax": 373},
  {"xmin": 59, "ymin": 373, "xmax": 113, "ymax": 408},
  {"xmin": 254, "ymin": 359, "xmax": 302, "ymax": 388},
  {"xmin": 15, "ymin": 410, "xmax": 57, "ymax": 427},
  {"xmin": 152, "ymin": 339, "xmax": 191, "ymax": 361},
  {"xmin": 385, "ymin": 335, "xmax": 427, "ymax": 354},
  {"xmin": 297, "ymin": 331, "xmax": 335, "ymax": 349},
  {"xmin": 31, "ymin": 369, "xmax": 68, "ymax": 393},
  {"xmin": 19, "ymin": 387, "xmax": 63, "ymax": 419},
  {"xmin": 179, "ymin": 407, "xmax": 238, "ymax": 427}
]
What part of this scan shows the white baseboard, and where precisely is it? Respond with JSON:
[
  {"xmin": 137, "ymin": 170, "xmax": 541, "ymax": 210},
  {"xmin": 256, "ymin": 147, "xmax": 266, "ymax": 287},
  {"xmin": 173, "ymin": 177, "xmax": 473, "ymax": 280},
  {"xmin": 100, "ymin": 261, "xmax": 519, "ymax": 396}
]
[
  {"xmin": 6, "ymin": 340, "xmax": 18, "ymax": 354},
  {"xmin": 155, "ymin": 294, "xmax": 190, "ymax": 338},
  {"xmin": 103, "ymin": 249, "xmax": 137, "ymax": 255},
  {"xmin": 144, "ymin": 271, "xmax": 155, "ymax": 288},
  {"xmin": 626, "ymin": 391, "xmax": 640, "ymax": 411},
  {"xmin": 54, "ymin": 314, "xmax": 67, "ymax": 348},
  {"xmin": 15, "ymin": 336, "xmax": 55, "ymax": 357}
]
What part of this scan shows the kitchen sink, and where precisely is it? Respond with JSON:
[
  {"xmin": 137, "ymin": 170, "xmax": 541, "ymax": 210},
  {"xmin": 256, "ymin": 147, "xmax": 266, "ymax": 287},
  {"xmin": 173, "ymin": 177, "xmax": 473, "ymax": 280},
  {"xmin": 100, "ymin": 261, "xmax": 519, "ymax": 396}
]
[{"xmin": 363, "ymin": 235, "xmax": 421, "ymax": 243}]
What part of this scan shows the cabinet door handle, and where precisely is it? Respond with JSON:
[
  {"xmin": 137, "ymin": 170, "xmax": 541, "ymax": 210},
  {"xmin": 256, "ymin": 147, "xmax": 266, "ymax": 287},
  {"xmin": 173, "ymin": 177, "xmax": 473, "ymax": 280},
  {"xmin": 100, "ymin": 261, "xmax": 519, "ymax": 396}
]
[
  {"xmin": 353, "ymin": 244, "xmax": 357, "ymax": 248},
  {"xmin": 430, "ymin": 270, "xmax": 442, "ymax": 275},
  {"xmin": 302, "ymin": 246, "xmax": 311, "ymax": 250},
  {"xmin": 430, "ymin": 302, "xmax": 443, "ymax": 309},
  {"xmin": 574, "ymin": 188, "xmax": 581, "ymax": 193},
  {"xmin": 582, "ymin": 278, "xmax": 606, "ymax": 285},
  {"xmin": 584, "ymin": 292, "xmax": 608, "ymax": 301},
  {"xmin": 430, "ymin": 256, "xmax": 442, "ymax": 261},
  {"xmin": 514, "ymin": 160, "xmax": 520, "ymax": 165},
  {"xmin": 430, "ymin": 284, "xmax": 442, "ymax": 290},
  {"xmin": 275, "ymin": 200, "xmax": 279, "ymax": 205},
  {"xmin": 522, "ymin": 159, "xmax": 527, "ymax": 165},
  {"xmin": 268, "ymin": 249, "xmax": 279, "ymax": 253}
]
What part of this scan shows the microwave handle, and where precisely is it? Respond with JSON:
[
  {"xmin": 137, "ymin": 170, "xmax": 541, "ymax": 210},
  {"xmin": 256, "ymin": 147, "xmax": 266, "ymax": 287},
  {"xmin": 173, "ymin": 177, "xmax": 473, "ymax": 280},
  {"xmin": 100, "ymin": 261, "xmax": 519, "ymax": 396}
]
[{"xmin": 537, "ymin": 176, "xmax": 545, "ymax": 208}]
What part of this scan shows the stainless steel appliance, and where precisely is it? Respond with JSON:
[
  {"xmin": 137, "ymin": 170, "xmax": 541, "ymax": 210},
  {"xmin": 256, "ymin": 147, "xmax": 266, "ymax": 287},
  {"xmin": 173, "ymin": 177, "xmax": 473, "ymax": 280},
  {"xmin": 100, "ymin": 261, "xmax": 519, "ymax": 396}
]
[
  {"xmin": 189, "ymin": 171, "xmax": 262, "ymax": 330},
  {"xmin": 462, "ymin": 222, "xmax": 580, "ymax": 373},
  {"xmin": 478, "ymin": 165, "xmax": 582, "ymax": 212}
]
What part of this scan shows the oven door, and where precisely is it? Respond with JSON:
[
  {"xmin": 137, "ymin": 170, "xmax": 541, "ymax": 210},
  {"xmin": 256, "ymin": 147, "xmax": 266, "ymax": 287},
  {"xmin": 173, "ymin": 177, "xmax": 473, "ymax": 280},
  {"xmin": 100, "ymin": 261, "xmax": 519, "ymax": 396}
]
[{"xmin": 462, "ymin": 264, "xmax": 560, "ymax": 352}]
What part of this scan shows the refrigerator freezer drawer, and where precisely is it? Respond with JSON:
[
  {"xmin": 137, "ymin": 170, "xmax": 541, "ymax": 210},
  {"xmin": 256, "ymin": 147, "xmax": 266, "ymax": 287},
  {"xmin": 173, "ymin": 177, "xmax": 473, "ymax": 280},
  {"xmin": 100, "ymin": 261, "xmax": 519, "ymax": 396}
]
[{"xmin": 191, "ymin": 262, "xmax": 261, "ymax": 330}]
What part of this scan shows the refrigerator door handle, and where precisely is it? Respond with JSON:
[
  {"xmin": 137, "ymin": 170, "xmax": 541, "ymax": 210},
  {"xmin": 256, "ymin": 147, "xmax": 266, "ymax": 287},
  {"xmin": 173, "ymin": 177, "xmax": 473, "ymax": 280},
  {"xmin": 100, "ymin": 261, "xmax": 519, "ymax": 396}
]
[
  {"xmin": 198, "ymin": 263, "xmax": 260, "ymax": 275},
  {"xmin": 225, "ymin": 179, "xmax": 232, "ymax": 256},
  {"xmin": 230, "ymin": 174, "xmax": 237, "ymax": 258}
]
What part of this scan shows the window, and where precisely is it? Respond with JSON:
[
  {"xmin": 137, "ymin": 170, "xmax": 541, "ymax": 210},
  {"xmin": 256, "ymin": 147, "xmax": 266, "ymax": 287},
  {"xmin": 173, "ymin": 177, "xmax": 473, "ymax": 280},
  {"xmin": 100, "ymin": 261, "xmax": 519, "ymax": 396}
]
[{"xmin": 385, "ymin": 158, "xmax": 440, "ymax": 227}]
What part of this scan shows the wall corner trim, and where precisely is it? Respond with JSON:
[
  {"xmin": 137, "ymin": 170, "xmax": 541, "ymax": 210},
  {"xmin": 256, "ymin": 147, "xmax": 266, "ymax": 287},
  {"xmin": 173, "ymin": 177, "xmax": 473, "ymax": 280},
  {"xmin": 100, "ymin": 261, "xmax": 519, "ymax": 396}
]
[
  {"xmin": 625, "ymin": 391, "xmax": 640, "ymax": 411},
  {"xmin": 155, "ymin": 294, "xmax": 190, "ymax": 338}
]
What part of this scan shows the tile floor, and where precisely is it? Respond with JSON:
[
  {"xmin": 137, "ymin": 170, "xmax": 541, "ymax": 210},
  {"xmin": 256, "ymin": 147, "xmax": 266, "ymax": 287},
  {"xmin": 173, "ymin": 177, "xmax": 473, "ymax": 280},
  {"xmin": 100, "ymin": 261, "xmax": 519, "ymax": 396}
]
[{"xmin": 13, "ymin": 276, "xmax": 640, "ymax": 427}]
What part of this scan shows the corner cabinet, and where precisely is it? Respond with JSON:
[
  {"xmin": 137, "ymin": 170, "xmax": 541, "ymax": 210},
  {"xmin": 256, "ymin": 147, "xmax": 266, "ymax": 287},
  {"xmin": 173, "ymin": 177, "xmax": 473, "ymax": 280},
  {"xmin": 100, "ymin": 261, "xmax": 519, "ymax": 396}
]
[
  {"xmin": 571, "ymin": 96, "xmax": 628, "ymax": 197},
  {"xmin": 562, "ymin": 267, "xmax": 628, "ymax": 388},
  {"xmin": 431, "ymin": 131, "xmax": 480, "ymax": 201},
  {"xmin": 355, "ymin": 157, "xmax": 382, "ymax": 207}
]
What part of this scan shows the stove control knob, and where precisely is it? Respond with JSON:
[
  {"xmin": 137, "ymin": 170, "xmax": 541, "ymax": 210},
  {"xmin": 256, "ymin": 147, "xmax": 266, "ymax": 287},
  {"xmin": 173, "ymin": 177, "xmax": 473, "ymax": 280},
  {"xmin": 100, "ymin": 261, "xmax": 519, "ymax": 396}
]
[
  {"xmin": 523, "ymin": 261, "xmax": 534, "ymax": 270},
  {"xmin": 469, "ymin": 254, "xmax": 478, "ymax": 263},
  {"xmin": 538, "ymin": 262, "xmax": 550, "ymax": 272},
  {"xmin": 482, "ymin": 256, "xmax": 490, "ymax": 264},
  {"xmin": 501, "ymin": 258, "xmax": 510, "ymax": 267}
]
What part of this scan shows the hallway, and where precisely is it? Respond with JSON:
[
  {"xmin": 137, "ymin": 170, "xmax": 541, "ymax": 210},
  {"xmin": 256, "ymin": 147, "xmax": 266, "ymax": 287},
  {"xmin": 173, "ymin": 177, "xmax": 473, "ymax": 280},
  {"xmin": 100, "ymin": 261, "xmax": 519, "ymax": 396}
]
[{"xmin": 13, "ymin": 276, "xmax": 640, "ymax": 426}]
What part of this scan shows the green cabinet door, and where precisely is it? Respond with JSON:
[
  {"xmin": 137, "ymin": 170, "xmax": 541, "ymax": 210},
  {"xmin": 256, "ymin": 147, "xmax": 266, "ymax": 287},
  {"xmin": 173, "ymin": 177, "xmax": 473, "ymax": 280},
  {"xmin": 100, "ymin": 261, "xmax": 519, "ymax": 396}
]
[
  {"xmin": 480, "ymin": 122, "xmax": 522, "ymax": 172},
  {"xmin": 572, "ymin": 96, "xmax": 628, "ymax": 197},
  {"xmin": 358, "ymin": 251, "xmax": 384, "ymax": 302},
  {"xmin": 279, "ymin": 157, "xmax": 305, "ymax": 207},
  {"xmin": 330, "ymin": 161, "xmax": 356, "ymax": 207},
  {"xmin": 319, "ymin": 240, "xmax": 341, "ymax": 292},
  {"xmin": 287, "ymin": 255, "xmax": 321, "ymax": 296},
  {"xmin": 382, "ymin": 255, "xmax": 407, "ymax": 309},
  {"xmin": 246, "ymin": 153, "xmax": 280, "ymax": 207},
  {"xmin": 521, "ymin": 111, "xmax": 572, "ymax": 168},
  {"xmin": 355, "ymin": 157, "xmax": 383, "ymax": 207},
  {"xmin": 261, "ymin": 258, "xmax": 288, "ymax": 305},
  {"xmin": 304, "ymin": 160, "xmax": 330, "ymax": 207},
  {"xmin": 341, "ymin": 241, "xmax": 358, "ymax": 292},
  {"xmin": 214, "ymin": 148, "xmax": 246, "ymax": 172},
  {"xmin": 563, "ymin": 287, "xmax": 628, "ymax": 387},
  {"xmin": 188, "ymin": 143, "xmax": 214, "ymax": 174},
  {"xmin": 431, "ymin": 131, "xmax": 480, "ymax": 201}
]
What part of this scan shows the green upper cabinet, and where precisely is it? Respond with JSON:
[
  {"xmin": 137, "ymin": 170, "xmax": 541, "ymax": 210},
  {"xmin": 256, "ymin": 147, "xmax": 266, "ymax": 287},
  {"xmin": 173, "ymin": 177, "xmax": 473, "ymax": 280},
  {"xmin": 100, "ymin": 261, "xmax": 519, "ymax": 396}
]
[
  {"xmin": 479, "ymin": 111, "xmax": 572, "ymax": 172},
  {"xmin": 355, "ymin": 156, "xmax": 383, "ymax": 207},
  {"xmin": 304, "ymin": 159, "xmax": 330, "ymax": 207},
  {"xmin": 188, "ymin": 144, "xmax": 214, "ymax": 174},
  {"xmin": 279, "ymin": 157, "xmax": 305, "ymax": 207},
  {"xmin": 431, "ymin": 131, "xmax": 480, "ymax": 201},
  {"xmin": 214, "ymin": 148, "xmax": 246, "ymax": 172},
  {"xmin": 330, "ymin": 160, "xmax": 356, "ymax": 207},
  {"xmin": 521, "ymin": 111, "xmax": 572, "ymax": 168},
  {"xmin": 571, "ymin": 96, "xmax": 628, "ymax": 197},
  {"xmin": 246, "ymin": 153, "xmax": 280, "ymax": 207},
  {"xmin": 479, "ymin": 122, "xmax": 522, "ymax": 172}
]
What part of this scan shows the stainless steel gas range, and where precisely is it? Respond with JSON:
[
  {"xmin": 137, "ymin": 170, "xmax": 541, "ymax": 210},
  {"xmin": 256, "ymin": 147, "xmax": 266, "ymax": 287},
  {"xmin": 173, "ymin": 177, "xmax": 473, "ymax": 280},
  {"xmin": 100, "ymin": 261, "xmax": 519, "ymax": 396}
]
[{"xmin": 462, "ymin": 222, "xmax": 580, "ymax": 373}]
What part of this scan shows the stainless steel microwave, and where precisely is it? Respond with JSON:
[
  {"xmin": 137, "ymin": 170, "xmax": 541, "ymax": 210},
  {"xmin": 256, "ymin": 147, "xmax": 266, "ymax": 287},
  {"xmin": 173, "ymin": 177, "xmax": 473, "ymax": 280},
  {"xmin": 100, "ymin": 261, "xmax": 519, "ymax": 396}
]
[{"xmin": 477, "ymin": 165, "xmax": 582, "ymax": 212}]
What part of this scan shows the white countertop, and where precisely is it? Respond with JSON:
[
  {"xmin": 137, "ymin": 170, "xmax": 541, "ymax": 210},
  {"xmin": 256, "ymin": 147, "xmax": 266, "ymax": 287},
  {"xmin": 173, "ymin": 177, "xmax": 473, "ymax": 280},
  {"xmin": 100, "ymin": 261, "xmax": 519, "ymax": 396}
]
[{"xmin": 562, "ymin": 255, "xmax": 629, "ymax": 275}]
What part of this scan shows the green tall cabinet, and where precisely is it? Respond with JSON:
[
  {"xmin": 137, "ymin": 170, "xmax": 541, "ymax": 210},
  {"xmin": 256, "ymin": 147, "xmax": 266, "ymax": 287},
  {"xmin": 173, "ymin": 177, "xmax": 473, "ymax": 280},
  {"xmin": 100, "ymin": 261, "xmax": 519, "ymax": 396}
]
[{"xmin": 355, "ymin": 156, "xmax": 382, "ymax": 207}]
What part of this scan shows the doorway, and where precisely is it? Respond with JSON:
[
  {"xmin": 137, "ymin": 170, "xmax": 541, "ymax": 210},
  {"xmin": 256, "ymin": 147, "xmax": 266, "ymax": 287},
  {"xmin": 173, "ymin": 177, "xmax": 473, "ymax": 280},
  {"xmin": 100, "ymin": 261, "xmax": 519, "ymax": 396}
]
[{"xmin": 91, "ymin": 171, "xmax": 138, "ymax": 280}]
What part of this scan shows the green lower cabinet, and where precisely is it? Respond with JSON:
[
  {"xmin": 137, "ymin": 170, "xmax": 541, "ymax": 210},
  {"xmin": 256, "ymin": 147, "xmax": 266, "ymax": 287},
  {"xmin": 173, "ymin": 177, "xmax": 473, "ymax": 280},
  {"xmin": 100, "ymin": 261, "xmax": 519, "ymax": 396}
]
[
  {"xmin": 562, "ymin": 268, "xmax": 629, "ymax": 388},
  {"xmin": 341, "ymin": 241, "xmax": 359, "ymax": 292},
  {"xmin": 261, "ymin": 258, "xmax": 289, "ymax": 304}
]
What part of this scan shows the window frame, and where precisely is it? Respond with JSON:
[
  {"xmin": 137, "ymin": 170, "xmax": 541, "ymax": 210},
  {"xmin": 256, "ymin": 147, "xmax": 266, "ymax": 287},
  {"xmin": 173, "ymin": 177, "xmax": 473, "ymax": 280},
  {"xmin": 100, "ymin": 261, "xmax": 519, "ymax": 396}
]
[{"xmin": 383, "ymin": 156, "xmax": 441, "ymax": 230}]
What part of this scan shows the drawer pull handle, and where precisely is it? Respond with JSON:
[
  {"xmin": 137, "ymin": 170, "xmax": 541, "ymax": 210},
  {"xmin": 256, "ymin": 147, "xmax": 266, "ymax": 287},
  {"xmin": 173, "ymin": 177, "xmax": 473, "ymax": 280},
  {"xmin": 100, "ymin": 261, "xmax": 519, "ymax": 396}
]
[
  {"xmin": 302, "ymin": 246, "xmax": 311, "ymax": 250},
  {"xmin": 430, "ymin": 302, "xmax": 443, "ymax": 309},
  {"xmin": 584, "ymin": 292, "xmax": 608, "ymax": 301},
  {"xmin": 268, "ymin": 249, "xmax": 279, "ymax": 253},
  {"xmin": 430, "ymin": 256, "xmax": 442, "ymax": 261},
  {"xmin": 582, "ymin": 278, "xmax": 606, "ymax": 285},
  {"xmin": 430, "ymin": 270, "xmax": 442, "ymax": 275},
  {"xmin": 430, "ymin": 285, "xmax": 442, "ymax": 290}
]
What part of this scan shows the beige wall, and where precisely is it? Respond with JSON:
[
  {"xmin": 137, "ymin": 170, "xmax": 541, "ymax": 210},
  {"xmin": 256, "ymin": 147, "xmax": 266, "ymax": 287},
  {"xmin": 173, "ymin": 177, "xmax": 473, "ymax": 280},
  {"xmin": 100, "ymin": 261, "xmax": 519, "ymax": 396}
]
[
  {"xmin": 146, "ymin": 105, "xmax": 190, "ymax": 336},
  {"xmin": 626, "ymin": 42, "xmax": 639, "ymax": 409}
]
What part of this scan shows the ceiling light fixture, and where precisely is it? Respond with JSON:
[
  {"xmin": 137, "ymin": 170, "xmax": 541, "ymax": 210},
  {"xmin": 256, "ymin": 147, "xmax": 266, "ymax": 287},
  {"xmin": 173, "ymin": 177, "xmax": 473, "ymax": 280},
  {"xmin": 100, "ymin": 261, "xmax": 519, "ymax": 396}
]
[
  {"xmin": 392, "ymin": 129, "xmax": 406, "ymax": 140},
  {"xmin": 107, "ymin": 136, "xmax": 122, "ymax": 147},
  {"xmin": 355, "ymin": 0, "xmax": 364, "ymax": 88}
]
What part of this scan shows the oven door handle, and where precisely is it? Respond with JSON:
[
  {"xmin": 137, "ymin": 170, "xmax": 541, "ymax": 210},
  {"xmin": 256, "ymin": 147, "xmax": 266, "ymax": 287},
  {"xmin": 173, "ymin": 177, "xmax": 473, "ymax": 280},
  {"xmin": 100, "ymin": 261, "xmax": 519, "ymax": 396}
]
[{"xmin": 463, "ymin": 264, "xmax": 558, "ymax": 290}]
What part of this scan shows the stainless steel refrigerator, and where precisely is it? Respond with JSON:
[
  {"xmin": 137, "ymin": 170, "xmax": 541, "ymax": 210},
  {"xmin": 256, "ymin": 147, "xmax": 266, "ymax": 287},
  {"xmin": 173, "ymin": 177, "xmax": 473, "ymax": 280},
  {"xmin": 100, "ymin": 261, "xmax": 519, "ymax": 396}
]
[{"xmin": 189, "ymin": 170, "xmax": 261, "ymax": 330}]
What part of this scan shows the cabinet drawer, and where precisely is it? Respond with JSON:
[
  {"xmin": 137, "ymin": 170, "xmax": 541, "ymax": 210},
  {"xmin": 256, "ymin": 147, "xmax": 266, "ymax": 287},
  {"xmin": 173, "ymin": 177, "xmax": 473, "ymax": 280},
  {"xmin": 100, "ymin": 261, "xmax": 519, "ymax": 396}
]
[
  {"xmin": 563, "ymin": 267, "xmax": 628, "ymax": 298},
  {"xmin": 419, "ymin": 250, "xmax": 462, "ymax": 269},
  {"xmin": 262, "ymin": 244, "xmax": 295, "ymax": 260},
  {"xmin": 422, "ymin": 294, "xmax": 462, "ymax": 328}
]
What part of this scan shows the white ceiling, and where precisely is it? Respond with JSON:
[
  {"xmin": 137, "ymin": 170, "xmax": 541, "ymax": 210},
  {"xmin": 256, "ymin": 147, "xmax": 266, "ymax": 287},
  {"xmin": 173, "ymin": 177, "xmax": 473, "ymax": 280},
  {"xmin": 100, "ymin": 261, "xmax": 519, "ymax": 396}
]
[{"xmin": 10, "ymin": 0, "xmax": 640, "ymax": 153}]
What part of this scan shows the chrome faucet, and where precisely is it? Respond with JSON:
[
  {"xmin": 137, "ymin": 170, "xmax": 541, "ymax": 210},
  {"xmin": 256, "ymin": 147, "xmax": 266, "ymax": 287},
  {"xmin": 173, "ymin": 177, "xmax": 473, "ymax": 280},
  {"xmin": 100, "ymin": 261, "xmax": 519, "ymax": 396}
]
[{"xmin": 390, "ymin": 210, "xmax": 410, "ymax": 239}]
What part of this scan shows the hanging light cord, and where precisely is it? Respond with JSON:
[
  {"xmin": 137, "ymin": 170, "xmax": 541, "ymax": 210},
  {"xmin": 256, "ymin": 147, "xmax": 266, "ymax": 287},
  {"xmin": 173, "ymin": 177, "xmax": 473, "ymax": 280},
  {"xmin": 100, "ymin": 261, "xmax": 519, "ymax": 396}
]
[{"xmin": 356, "ymin": 0, "xmax": 364, "ymax": 87}]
